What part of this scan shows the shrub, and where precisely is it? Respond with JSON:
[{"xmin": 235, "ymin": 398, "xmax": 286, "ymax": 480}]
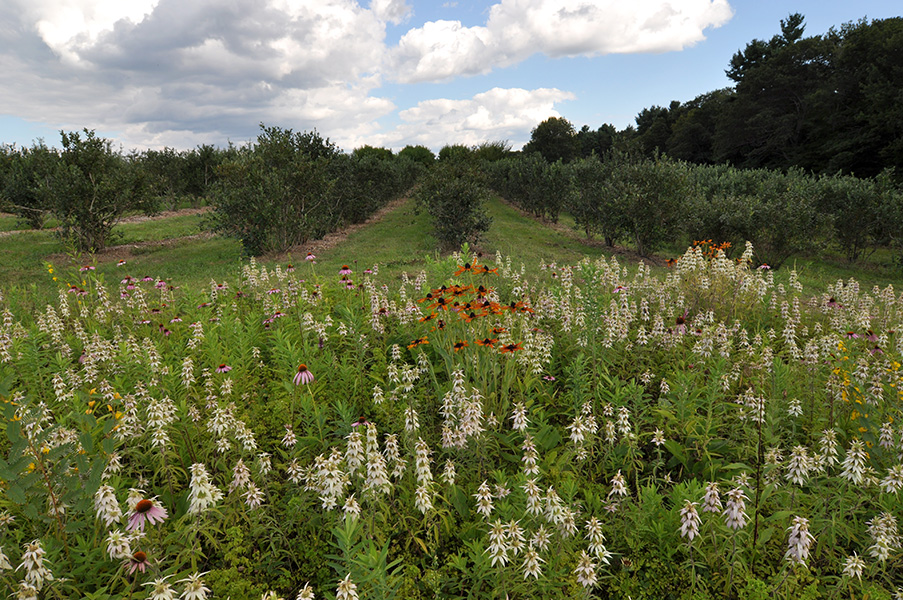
[
  {"xmin": 212, "ymin": 125, "xmax": 418, "ymax": 255},
  {"xmin": 1, "ymin": 142, "xmax": 58, "ymax": 230},
  {"xmin": 413, "ymin": 161, "xmax": 492, "ymax": 250},
  {"xmin": 608, "ymin": 153, "xmax": 689, "ymax": 256},
  {"xmin": 43, "ymin": 129, "xmax": 155, "ymax": 252},
  {"xmin": 211, "ymin": 126, "xmax": 338, "ymax": 255},
  {"xmin": 569, "ymin": 156, "xmax": 623, "ymax": 246}
]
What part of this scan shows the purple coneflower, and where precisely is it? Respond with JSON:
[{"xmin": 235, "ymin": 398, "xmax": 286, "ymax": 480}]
[
  {"xmin": 293, "ymin": 364, "xmax": 314, "ymax": 385},
  {"xmin": 306, "ymin": 252, "xmax": 316, "ymax": 261},
  {"xmin": 127, "ymin": 498, "xmax": 168, "ymax": 531},
  {"xmin": 117, "ymin": 259, "xmax": 126, "ymax": 266},
  {"xmin": 128, "ymin": 550, "xmax": 149, "ymax": 574},
  {"xmin": 142, "ymin": 276, "xmax": 154, "ymax": 282},
  {"xmin": 80, "ymin": 265, "xmax": 95, "ymax": 272},
  {"xmin": 339, "ymin": 265, "xmax": 352, "ymax": 275},
  {"xmin": 216, "ymin": 364, "xmax": 232, "ymax": 373}
]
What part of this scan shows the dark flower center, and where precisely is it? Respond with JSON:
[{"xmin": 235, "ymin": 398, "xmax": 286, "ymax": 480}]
[{"xmin": 135, "ymin": 499, "xmax": 154, "ymax": 514}]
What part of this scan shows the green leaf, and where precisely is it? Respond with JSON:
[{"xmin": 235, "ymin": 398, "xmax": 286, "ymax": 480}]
[
  {"xmin": 7, "ymin": 483, "xmax": 26, "ymax": 504},
  {"xmin": 6, "ymin": 419, "xmax": 20, "ymax": 443},
  {"xmin": 663, "ymin": 439, "xmax": 688, "ymax": 467}
]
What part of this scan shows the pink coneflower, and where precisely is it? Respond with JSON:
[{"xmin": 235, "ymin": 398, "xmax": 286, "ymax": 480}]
[
  {"xmin": 286, "ymin": 264, "xmax": 295, "ymax": 272},
  {"xmin": 142, "ymin": 276, "xmax": 154, "ymax": 282},
  {"xmin": 117, "ymin": 259, "xmax": 126, "ymax": 266},
  {"xmin": 127, "ymin": 498, "xmax": 168, "ymax": 531},
  {"xmin": 293, "ymin": 364, "xmax": 314, "ymax": 385},
  {"xmin": 121, "ymin": 292, "xmax": 130, "ymax": 299},
  {"xmin": 845, "ymin": 331, "xmax": 860, "ymax": 339},
  {"xmin": 170, "ymin": 317, "xmax": 182, "ymax": 323},
  {"xmin": 80, "ymin": 265, "xmax": 95, "ymax": 272},
  {"xmin": 121, "ymin": 276, "xmax": 133, "ymax": 284},
  {"xmin": 128, "ymin": 550, "xmax": 149, "ymax": 574},
  {"xmin": 267, "ymin": 288, "xmax": 281, "ymax": 295},
  {"xmin": 216, "ymin": 364, "xmax": 231, "ymax": 373},
  {"xmin": 339, "ymin": 265, "xmax": 352, "ymax": 275},
  {"xmin": 363, "ymin": 268, "xmax": 373, "ymax": 275},
  {"xmin": 306, "ymin": 252, "xmax": 316, "ymax": 261},
  {"xmin": 155, "ymin": 280, "xmax": 166, "ymax": 289}
]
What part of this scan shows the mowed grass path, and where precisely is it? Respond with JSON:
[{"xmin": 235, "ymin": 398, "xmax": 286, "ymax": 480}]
[{"xmin": 2, "ymin": 194, "xmax": 901, "ymax": 312}]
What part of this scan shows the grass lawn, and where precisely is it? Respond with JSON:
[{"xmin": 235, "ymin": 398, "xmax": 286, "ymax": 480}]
[{"xmin": 3, "ymin": 195, "xmax": 903, "ymax": 311}]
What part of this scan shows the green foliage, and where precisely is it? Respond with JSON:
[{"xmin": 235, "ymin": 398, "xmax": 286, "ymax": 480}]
[
  {"xmin": 42, "ymin": 129, "xmax": 155, "ymax": 252},
  {"xmin": 485, "ymin": 153, "xmax": 573, "ymax": 222},
  {"xmin": 438, "ymin": 144, "xmax": 474, "ymax": 163},
  {"xmin": 211, "ymin": 124, "xmax": 415, "ymax": 255},
  {"xmin": 606, "ymin": 152, "xmax": 689, "ymax": 256},
  {"xmin": 522, "ymin": 117, "xmax": 580, "ymax": 163},
  {"xmin": 352, "ymin": 145, "xmax": 394, "ymax": 161},
  {"xmin": 413, "ymin": 161, "xmax": 492, "ymax": 250},
  {"xmin": 398, "ymin": 145, "xmax": 436, "ymax": 168},
  {"xmin": 0, "ymin": 142, "xmax": 57, "ymax": 229}
]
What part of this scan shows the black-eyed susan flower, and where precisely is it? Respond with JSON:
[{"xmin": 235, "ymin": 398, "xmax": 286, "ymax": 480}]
[
  {"xmin": 453, "ymin": 341, "xmax": 469, "ymax": 352},
  {"xmin": 407, "ymin": 337, "xmax": 428, "ymax": 350}
]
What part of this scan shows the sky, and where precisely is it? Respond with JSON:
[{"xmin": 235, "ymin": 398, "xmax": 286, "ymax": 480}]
[{"xmin": 0, "ymin": 0, "xmax": 899, "ymax": 154}]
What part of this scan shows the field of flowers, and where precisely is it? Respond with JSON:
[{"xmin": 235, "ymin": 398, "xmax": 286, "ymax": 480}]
[{"xmin": 0, "ymin": 242, "xmax": 901, "ymax": 599}]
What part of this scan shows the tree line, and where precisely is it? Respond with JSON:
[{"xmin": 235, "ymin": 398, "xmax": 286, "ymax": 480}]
[
  {"xmin": 0, "ymin": 127, "xmax": 432, "ymax": 254},
  {"xmin": 522, "ymin": 14, "xmax": 903, "ymax": 180}
]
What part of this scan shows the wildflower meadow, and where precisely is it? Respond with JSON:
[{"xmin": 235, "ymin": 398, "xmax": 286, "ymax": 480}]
[{"xmin": 0, "ymin": 241, "xmax": 901, "ymax": 599}]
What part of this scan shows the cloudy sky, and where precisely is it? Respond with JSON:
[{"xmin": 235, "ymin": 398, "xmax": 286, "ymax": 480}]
[{"xmin": 1, "ymin": 0, "xmax": 899, "ymax": 153}]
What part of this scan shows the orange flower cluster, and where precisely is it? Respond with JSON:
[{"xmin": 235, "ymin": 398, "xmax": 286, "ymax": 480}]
[
  {"xmin": 667, "ymin": 240, "xmax": 732, "ymax": 267},
  {"xmin": 406, "ymin": 266, "xmax": 532, "ymax": 354},
  {"xmin": 417, "ymin": 284, "xmax": 534, "ymax": 322},
  {"xmin": 692, "ymin": 239, "xmax": 732, "ymax": 259},
  {"xmin": 453, "ymin": 261, "xmax": 499, "ymax": 276}
]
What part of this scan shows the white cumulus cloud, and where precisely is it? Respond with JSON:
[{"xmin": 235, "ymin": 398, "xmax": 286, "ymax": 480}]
[
  {"xmin": 367, "ymin": 87, "xmax": 575, "ymax": 151},
  {"xmin": 391, "ymin": 0, "xmax": 734, "ymax": 82}
]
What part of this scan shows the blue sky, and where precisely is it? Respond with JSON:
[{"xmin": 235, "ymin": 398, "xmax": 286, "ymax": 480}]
[{"xmin": 1, "ymin": 0, "xmax": 899, "ymax": 153}]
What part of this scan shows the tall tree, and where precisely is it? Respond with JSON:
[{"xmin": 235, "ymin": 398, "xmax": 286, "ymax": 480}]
[
  {"xmin": 523, "ymin": 117, "xmax": 580, "ymax": 163},
  {"xmin": 714, "ymin": 14, "xmax": 837, "ymax": 170}
]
